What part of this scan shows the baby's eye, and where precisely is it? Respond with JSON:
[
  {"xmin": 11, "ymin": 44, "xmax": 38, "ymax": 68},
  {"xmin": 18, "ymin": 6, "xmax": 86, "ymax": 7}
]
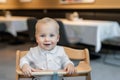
[
  {"xmin": 40, "ymin": 34, "xmax": 45, "ymax": 37},
  {"xmin": 50, "ymin": 34, "xmax": 55, "ymax": 37}
]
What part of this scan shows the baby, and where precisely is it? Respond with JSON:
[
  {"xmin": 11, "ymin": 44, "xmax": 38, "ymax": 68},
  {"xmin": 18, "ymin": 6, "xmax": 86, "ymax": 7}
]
[{"xmin": 20, "ymin": 17, "xmax": 75, "ymax": 80}]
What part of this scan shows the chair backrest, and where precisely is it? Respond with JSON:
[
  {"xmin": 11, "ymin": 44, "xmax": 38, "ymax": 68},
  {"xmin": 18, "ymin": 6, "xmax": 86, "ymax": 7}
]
[
  {"xmin": 64, "ymin": 47, "xmax": 90, "ymax": 64},
  {"xmin": 0, "ymin": 23, "xmax": 6, "ymax": 31},
  {"xmin": 27, "ymin": 17, "xmax": 37, "ymax": 42},
  {"xmin": 16, "ymin": 46, "xmax": 91, "ymax": 80},
  {"xmin": 56, "ymin": 20, "xmax": 70, "ymax": 46}
]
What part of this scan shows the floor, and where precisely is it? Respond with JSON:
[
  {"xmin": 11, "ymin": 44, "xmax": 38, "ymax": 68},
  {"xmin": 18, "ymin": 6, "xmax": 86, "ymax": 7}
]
[{"xmin": 0, "ymin": 42, "xmax": 120, "ymax": 80}]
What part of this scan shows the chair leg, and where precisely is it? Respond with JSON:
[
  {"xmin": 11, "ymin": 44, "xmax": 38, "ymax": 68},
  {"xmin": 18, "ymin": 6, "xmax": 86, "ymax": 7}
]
[
  {"xmin": 16, "ymin": 74, "xmax": 19, "ymax": 80},
  {"xmin": 62, "ymin": 78, "xmax": 64, "ymax": 80},
  {"xmin": 114, "ymin": 52, "xmax": 120, "ymax": 60},
  {"xmin": 86, "ymin": 73, "xmax": 91, "ymax": 80},
  {"xmin": 103, "ymin": 51, "xmax": 120, "ymax": 66}
]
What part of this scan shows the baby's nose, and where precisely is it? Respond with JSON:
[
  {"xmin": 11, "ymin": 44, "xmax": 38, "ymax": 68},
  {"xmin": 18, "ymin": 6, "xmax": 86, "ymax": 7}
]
[{"xmin": 45, "ymin": 37, "xmax": 50, "ymax": 41}]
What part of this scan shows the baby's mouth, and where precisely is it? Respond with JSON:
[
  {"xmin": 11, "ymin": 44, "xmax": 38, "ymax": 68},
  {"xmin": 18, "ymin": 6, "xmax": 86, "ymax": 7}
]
[{"xmin": 44, "ymin": 44, "xmax": 51, "ymax": 46}]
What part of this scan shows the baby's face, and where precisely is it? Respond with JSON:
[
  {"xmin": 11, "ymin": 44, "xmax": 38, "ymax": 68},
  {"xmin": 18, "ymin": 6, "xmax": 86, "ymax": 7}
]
[{"xmin": 35, "ymin": 23, "xmax": 59, "ymax": 51}]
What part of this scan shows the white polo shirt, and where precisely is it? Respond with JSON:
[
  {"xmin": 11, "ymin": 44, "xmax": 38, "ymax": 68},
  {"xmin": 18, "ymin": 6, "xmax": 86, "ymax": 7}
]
[{"xmin": 20, "ymin": 45, "xmax": 73, "ymax": 70}]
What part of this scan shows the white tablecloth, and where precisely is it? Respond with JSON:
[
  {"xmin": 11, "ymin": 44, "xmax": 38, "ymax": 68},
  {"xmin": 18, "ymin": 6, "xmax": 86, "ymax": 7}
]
[
  {"xmin": 0, "ymin": 16, "xmax": 28, "ymax": 36},
  {"xmin": 59, "ymin": 19, "xmax": 120, "ymax": 52}
]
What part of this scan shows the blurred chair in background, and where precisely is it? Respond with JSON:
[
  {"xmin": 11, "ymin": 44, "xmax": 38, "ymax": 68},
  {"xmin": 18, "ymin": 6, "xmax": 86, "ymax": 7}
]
[
  {"xmin": 102, "ymin": 37, "xmax": 120, "ymax": 66},
  {"xmin": 0, "ymin": 22, "xmax": 13, "ymax": 42},
  {"xmin": 56, "ymin": 20, "xmax": 80, "ymax": 48},
  {"xmin": 27, "ymin": 17, "xmax": 37, "ymax": 43},
  {"xmin": 8, "ymin": 17, "xmax": 37, "ymax": 45},
  {"xmin": 0, "ymin": 22, "xmax": 6, "ymax": 42}
]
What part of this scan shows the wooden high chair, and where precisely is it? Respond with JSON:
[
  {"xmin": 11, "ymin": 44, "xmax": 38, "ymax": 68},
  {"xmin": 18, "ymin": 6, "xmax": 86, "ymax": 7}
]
[{"xmin": 16, "ymin": 47, "xmax": 91, "ymax": 80}]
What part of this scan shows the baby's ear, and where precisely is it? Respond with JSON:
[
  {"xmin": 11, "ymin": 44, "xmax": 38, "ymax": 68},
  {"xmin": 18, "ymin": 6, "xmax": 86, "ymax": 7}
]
[
  {"xmin": 36, "ymin": 39, "xmax": 38, "ymax": 43},
  {"xmin": 57, "ymin": 35, "xmax": 60, "ymax": 42},
  {"xmin": 35, "ymin": 35, "xmax": 39, "ymax": 43}
]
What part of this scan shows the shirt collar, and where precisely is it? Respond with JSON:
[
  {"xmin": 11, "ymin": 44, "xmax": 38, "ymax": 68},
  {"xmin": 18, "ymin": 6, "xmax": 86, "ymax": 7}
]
[{"xmin": 38, "ymin": 46, "xmax": 58, "ymax": 54}]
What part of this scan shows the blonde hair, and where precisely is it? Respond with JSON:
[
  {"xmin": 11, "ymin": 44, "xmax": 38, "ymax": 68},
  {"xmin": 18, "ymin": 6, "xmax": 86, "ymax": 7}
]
[{"xmin": 35, "ymin": 17, "xmax": 59, "ymax": 35}]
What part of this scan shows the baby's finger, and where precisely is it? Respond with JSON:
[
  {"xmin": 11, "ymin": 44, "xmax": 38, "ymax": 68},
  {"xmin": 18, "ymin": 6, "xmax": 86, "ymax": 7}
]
[
  {"xmin": 71, "ymin": 68, "xmax": 75, "ymax": 72},
  {"xmin": 68, "ymin": 68, "xmax": 74, "ymax": 74},
  {"xmin": 28, "ymin": 69, "xmax": 32, "ymax": 76},
  {"xmin": 31, "ymin": 68, "xmax": 35, "ymax": 72},
  {"xmin": 64, "ymin": 66, "xmax": 67, "ymax": 71},
  {"xmin": 24, "ymin": 70, "xmax": 31, "ymax": 77},
  {"xmin": 24, "ymin": 71, "xmax": 28, "ymax": 77},
  {"xmin": 26, "ymin": 71, "xmax": 31, "ymax": 77},
  {"xmin": 28, "ymin": 72, "xmax": 31, "ymax": 77}
]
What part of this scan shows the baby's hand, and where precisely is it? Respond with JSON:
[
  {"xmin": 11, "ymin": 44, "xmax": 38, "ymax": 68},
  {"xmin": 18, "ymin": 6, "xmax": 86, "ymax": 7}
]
[
  {"xmin": 22, "ymin": 64, "xmax": 36, "ymax": 77},
  {"xmin": 64, "ymin": 63, "xmax": 75, "ymax": 75}
]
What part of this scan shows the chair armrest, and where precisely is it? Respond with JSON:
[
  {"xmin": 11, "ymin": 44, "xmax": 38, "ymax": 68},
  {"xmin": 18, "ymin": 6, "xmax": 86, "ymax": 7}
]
[
  {"xmin": 16, "ymin": 62, "xmax": 91, "ymax": 76},
  {"xmin": 16, "ymin": 67, "xmax": 67, "ymax": 76},
  {"xmin": 76, "ymin": 62, "xmax": 91, "ymax": 74}
]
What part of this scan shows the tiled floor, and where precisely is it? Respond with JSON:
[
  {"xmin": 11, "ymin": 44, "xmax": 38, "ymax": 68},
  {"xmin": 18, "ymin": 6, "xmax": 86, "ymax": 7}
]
[{"xmin": 0, "ymin": 43, "xmax": 120, "ymax": 80}]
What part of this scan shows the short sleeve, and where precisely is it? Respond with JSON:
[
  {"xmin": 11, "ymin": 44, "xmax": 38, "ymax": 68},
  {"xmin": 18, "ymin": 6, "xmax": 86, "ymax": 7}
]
[
  {"xmin": 60, "ymin": 47, "xmax": 74, "ymax": 68},
  {"xmin": 20, "ymin": 48, "xmax": 34, "ymax": 68}
]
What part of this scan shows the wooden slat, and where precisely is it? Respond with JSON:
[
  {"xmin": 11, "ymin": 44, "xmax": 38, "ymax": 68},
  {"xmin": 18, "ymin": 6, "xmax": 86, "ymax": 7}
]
[
  {"xmin": 64, "ymin": 47, "xmax": 85, "ymax": 60},
  {"xmin": 19, "ymin": 51, "xmax": 28, "ymax": 58}
]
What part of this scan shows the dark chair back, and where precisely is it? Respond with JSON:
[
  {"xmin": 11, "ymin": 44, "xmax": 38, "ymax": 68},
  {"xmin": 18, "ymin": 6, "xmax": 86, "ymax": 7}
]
[
  {"xmin": 0, "ymin": 23, "xmax": 6, "ymax": 31},
  {"xmin": 56, "ymin": 20, "xmax": 70, "ymax": 46},
  {"xmin": 0, "ymin": 22, "xmax": 6, "ymax": 41},
  {"xmin": 27, "ymin": 17, "xmax": 37, "ymax": 42}
]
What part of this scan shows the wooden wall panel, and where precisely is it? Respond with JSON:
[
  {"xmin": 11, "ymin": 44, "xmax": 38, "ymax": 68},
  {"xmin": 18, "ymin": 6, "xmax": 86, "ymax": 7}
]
[{"xmin": 0, "ymin": 0, "xmax": 120, "ymax": 9}]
